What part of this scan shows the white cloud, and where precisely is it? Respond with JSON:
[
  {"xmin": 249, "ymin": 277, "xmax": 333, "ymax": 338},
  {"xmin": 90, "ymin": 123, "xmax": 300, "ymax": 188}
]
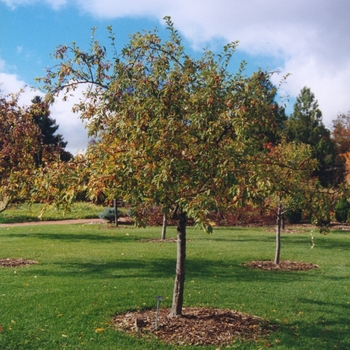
[
  {"xmin": 1, "ymin": 0, "xmax": 66, "ymax": 10},
  {"xmin": 50, "ymin": 88, "xmax": 89, "ymax": 155},
  {"xmin": 73, "ymin": 0, "xmax": 350, "ymax": 124},
  {"xmin": 0, "ymin": 72, "xmax": 33, "ymax": 104},
  {"xmin": 2, "ymin": 0, "xmax": 349, "ymax": 128}
]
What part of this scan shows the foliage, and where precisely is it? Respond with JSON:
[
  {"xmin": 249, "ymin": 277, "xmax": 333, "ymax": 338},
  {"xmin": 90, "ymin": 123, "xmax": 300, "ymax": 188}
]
[
  {"xmin": 331, "ymin": 112, "xmax": 350, "ymax": 184},
  {"xmin": 30, "ymin": 154, "xmax": 89, "ymax": 217},
  {"xmin": 331, "ymin": 111, "xmax": 350, "ymax": 154},
  {"xmin": 258, "ymin": 76, "xmax": 287, "ymax": 144},
  {"xmin": 0, "ymin": 92, "xmax": 44, "ymax": 213},
  {"xmin": 302, "ymin": 184, "xmax": 337, "ymax": 230},
  {"xmin": 0, "ymin": 92, "xmax": 74, "ymax": 214},
  {"xmin": 286, "ymin": 87, "xmax": 338, "ymax": 186},
  {"xmin": 284, "ymin": 208, "xmax": 302, "ymax": 224},
  {"xmin": 334, "ymin": 196, "xmax": 350, "ymax": 223}
]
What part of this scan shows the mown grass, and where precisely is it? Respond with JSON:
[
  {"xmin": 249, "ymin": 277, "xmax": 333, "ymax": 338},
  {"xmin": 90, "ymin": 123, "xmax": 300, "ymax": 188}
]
[
  {"xmin": 0, "ymin": 223, "xmax": 349, "ymax": 349},
  {"xmin": 0, "ymin": 202, "xmax": 104, "ymax": 223}
]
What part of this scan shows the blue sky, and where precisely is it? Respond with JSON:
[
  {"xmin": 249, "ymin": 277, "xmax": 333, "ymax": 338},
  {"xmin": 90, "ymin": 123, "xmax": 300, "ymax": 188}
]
[{"xmin": 1, "ymin": 0, "xmax": 350, "ymax": 153}]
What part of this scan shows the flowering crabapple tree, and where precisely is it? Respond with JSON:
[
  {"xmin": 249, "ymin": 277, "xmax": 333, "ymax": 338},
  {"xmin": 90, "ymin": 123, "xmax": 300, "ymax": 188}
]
[{"xmin": 38, "ymin": 17, "xmax": 283, "ymax": 317}]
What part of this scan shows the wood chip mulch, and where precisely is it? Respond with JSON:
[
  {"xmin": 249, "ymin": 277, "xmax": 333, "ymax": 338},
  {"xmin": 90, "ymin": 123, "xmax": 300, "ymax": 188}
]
[
  {"xmin": 112, "ymin": 307, "xmax": 278, "ymax": 346},
  {"xmin": 244, "ymin": 260, "xmax": 319, "ymax": 271},
  {"xmin": 0, "ymin": 258, "xmax": 38, "ymax": 268}
]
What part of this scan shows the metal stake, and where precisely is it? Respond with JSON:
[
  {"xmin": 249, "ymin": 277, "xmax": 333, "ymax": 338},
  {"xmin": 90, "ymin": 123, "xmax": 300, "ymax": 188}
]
[{"xmin": 154, "ymin": 295, "xmax": 164, "ymax": 330}]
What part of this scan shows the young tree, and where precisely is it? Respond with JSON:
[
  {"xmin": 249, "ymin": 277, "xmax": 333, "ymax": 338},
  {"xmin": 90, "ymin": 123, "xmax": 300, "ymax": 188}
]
[
  {"xmin": 39, "ymin": 18, "xmax": 282, "ymax": 317},
  {"xmin": 253, "ymin": 141, "xmax": 317, "ymax": 263},
  {"xmin": 286, "ymin": 87, "xmax": 338, "ymax": 186}
]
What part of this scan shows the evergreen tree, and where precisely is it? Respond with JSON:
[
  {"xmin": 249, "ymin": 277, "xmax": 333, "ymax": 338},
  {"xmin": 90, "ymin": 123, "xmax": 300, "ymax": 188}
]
[
  {"xmin": 30, "ymin": 96, "xmax": 72, "ymax": 165},
  {"xmin": 286, "ymin": 87, "xmax": 338, "ymax": 186},
  {"xmin": 258, "ymin": 73, "xmax": 287, "ymax": 144}
]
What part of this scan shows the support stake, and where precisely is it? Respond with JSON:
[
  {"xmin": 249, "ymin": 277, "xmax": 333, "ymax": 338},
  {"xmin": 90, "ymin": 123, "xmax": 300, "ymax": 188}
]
[{"xmin": 154, "ymin": 295, "xmax": 164, "ymax": 330}]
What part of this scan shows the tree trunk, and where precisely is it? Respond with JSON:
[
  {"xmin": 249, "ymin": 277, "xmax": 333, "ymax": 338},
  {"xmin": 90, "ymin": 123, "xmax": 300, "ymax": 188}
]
[
  {"xmin": 168, "ymin": 211, "xmax": 187, "ymax": 318},
  {"xmin": 274, "ymin": 200, "xmax": 283, "ymax": 264},
  {"xmin": 161, "ymin": 213, "xmax": 167, "ymax": 240},
  {"xmin": 113, "ymin": 199, "xmax": 118, "ymax": 228},
  {"xmin": 0, "ymin": 195, "xmax": 10, "ymax": 214}
]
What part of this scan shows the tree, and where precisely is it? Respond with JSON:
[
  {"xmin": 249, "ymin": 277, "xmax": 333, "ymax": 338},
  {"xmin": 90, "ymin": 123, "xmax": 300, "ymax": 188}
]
[
  {"xmin": 330, "ymin": 112, "xmax": 350, "ymax": 183},
  {"xmin": 334, "ymin": 196, "xmax": 350, "ymax": 223},
  {"xmin": 30, "ymin": 96, "xmax": 73, "ymax": 165},
  {"xmin": 332, "ymin": 112, "xmax": 350, "ymax": 155},
  {"xmin": 0, "ymin": 92, "xmax": 43, "ymax": 212},
  {"xmin": 286, "ymin": 87, "xmax": 338, "ymax": 186},
  {"xmin": 258, "ymin": 75, "xmax": 287, "ymax": 144},
  {"xmin": 39, "ymin": 18, "xmax": 283, "ymax": 317},
  {"xmin": 251, "ymin": 141, "xmax": 317, "ymax": 263},
  {"xmin": 161, "ymin": 212, "xmax": 167, "ymax": 240}
]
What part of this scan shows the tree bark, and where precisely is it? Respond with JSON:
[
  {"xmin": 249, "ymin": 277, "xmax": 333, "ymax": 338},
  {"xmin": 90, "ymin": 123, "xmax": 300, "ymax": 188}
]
[
  {"xmin": 0, "ymin": 195, "xmax": 10, "ymax": 214},
  {"xmin": 168, "ymin": 211, "xmax": 187, "ymax": 317},
  {"xmin": 161, "ymin": 213, "xmax": 167, "ymax": 240},
  {"xmin": 113, "ymin": 199, "xmax": 118, "ymax": 228},
  {"xmin": 274, "ymin": 200, "xmax": 283, "ymax": 264}
]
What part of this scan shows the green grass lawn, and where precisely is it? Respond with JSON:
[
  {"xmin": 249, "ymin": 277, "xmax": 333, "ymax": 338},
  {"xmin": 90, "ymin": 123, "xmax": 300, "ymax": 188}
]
[
  {"xmin": 0, "ymin": 202, "xmax": 104, "ymax": 223},
  {"xmin": 0, "ymin": 223, "xmax": 349, "ymax": 349}
]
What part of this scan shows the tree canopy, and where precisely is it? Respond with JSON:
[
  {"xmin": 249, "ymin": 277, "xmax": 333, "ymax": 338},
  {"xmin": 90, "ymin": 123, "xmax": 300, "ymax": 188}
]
[{"xmin": 0, "ymin": 92, "xmax": 42, "ymax": 212}]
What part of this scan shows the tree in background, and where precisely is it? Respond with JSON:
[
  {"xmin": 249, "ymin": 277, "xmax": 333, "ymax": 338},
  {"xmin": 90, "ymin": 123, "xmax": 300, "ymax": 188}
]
[
  {"xmin": 0, "ymin": 92, "xmax": 42, "ymax": 212},
  {"xmin": 39, "ymin": 18, "xmax": 283, "ymax": 317},
  {"xmin": 258, "ymin": 75, "xmax": 287, "ymax": 144},
  {"xmin": 251, "ymin": 140, "xmax": 317, "ymax": 263},
  {"xmin": 331, "ymin": 112, "xmax": 350, "ymax": 183},
  {"xmin": 332, "ymin": 112, "xmax": 350, "ymax": 155},
  {"xmin": 286, "ymin": 87, "xmax": 338, "ymax": 186},
  {"xmin": 30, "ymin": 96, "xmax": 73, "ymax": 165}
]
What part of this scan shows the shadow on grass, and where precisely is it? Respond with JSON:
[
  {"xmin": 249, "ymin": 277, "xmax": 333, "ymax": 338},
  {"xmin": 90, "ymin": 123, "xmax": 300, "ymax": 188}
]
[
  {"xmin": 5, "ymin": 232, "xmax": 141, "ymax": 243},
  {"xmin": 209, "ymin": 233, "xmax": 350, "ymax": 252},
  {"xmin": 276, "ymin": 297, "xmax": 350, "ymax": 350},
  {"xmin": 20, "ymin": 256, "xmax": 319, "ymax": 285}
]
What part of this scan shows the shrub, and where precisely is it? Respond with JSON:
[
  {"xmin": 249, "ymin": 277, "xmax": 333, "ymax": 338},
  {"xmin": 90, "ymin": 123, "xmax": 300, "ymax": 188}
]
[
  {"xmin": 335, "ymin": 197, "xmax": 350, "ymax": 223},
  {"xmin": 98, "ymin": 207, "xmax": 123, "ymax": 223},
  {"xmin": 285, "ymin": 209, "xmax": 302, "ymax": 224}
]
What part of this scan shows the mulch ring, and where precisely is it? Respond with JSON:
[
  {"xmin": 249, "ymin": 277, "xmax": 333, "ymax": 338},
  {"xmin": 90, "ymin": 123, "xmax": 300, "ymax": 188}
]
[
  {"xmin": 244, "ymin": 260, "xmax": 319, "ymax": 271},
  {"xmin": 112, "ymin": 307, "xmax": 278, "ymax": 346},
  {"xmin": 0, "ymin": 258, "xmax": 38, "ymax": 268}
]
